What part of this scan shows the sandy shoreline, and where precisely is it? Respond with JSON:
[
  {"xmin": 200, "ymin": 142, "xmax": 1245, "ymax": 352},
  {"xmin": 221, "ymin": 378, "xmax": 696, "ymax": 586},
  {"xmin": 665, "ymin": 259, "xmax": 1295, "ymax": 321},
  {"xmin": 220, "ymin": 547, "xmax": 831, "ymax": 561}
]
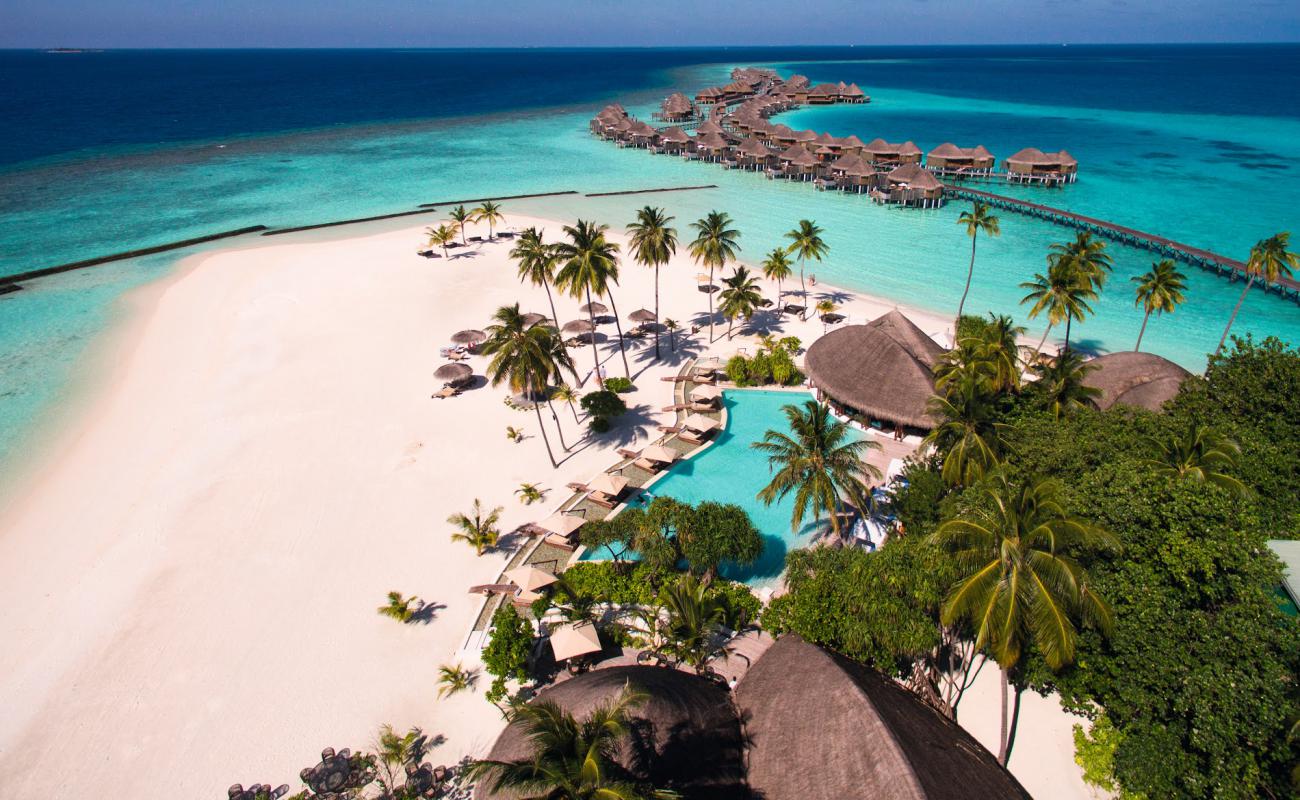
[{"xmin": 0, "ymin": 211, "xmax": 1087, "ymax": 799}]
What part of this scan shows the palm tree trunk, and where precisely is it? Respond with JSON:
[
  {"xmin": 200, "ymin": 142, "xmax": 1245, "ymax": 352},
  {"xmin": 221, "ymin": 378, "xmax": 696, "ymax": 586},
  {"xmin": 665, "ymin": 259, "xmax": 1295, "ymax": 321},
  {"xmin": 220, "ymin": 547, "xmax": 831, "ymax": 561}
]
[
  {"xmin": 441, "ymin": 245, "xmax": 448, "ymax": 259},
  {"xmin": 586, "ymin": 287, "xmax": 602, "ymax": 387},
  {"xmin": 532, "ymin": 403, "xmax": 557, "ymax": 468},
  {"xmin": 605, "ymin": 290, "xmax": 631, "ymax": 379},
  {"xmin": 1064, "ymin": 315, "xmax": 1073, "ymax": 353},
  {"xmin": 545, "ymin": 399, "xmax": 569, "ymax": 450},
  {"xmin": 997, "ymin": 667, "xmax": 1010, "ymax": 765},
  {"xmin": 1135, "ymin": 308, "xmax": 1152, "ymax": 352},
  {"xmin": 1215, "ymin": 275, "xmax": 1254, "ymax": 358},
  {"xmin": 799, "ymin": 261, "xmax": 809, "ymax": 321},
  {"xmin": 1034, "ymin": 322, "xmax": 1054, "ymax": 356},
  {"xmin": 708, "ymin": 264, "xmax": 716, "ymax": 343},
  {"xmin": 956, "ymin": 235, "xmax": 976, "ymax": 330},
  {"xmin": 567, "ymin": 399, "xmax": 580, "ymax": 423},
  {"xmin": 543, "ymin": 282, "xmax": 560, "ymax": 329},
  {"xmin": 1005, "ymin": 682, "xmax": 1024, "ymax": 766},
  {"xmin": 653, "ymin": 263, "xmax": 661, "ymax": 360},
  {"xmin": 727, "ymin": 316, "xmax": 734, "ymax": 340}
]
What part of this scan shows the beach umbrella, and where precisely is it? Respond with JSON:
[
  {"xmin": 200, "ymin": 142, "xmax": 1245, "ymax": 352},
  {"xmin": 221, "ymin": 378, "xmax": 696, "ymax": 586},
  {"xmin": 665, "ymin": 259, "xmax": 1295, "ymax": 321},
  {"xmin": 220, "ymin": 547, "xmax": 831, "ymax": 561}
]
[
  {"xmin": 505, "ymin": 565, "xmax": 559, "ymax": 593},
  {"xmin": 683, "ymin": 413, "xmax": 721, "ymax": 433},
  {"xmin": 550, "ymin": 621, "xmax": 603, "ymax": 662},
  {"xmin": 539, "ymin": 512, "xmax": 586, "ymax": 537},
  {"xmin": 579, "ymin": 301, "xmax": 608, "ymax": 315},
  {"xmin": 450, "ymin": 329, "xmax": 486, "ymax": 345},
  {"xmin": 628, "ymin": 308, "xmax": 657, "ymax": 323},
  {"xmin": 690, "ymin": 384, "xmax": 723, "ymax": 401},
  {"xmin": 562, "ymin": 319, "xmax": 595, "ymax": 334},
  {"xmin": 587, "ymin": 473, "xmax": 629, "ymax": 496},
  {"xmin": 434, "ymin": 363, "xmax": 473, "ymax": 383},
  {"xmin": 521, "ymin": 312, "xmax": 549, "ymax": 329},
  {"xmin": 641, "ymin": 444, "xmax": 678, "ymax": 464}
]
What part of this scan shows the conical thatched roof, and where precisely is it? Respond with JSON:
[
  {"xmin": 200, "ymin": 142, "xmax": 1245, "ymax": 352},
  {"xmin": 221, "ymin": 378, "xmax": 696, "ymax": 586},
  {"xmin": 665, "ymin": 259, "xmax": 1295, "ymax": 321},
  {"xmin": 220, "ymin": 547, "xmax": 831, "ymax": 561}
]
[
  {"xmin": 886, "ymin": 163, "xmax": 943, "ymax": 190},
  {"xmin": 1082, "ymin": 351, "xmax": 1192, "ymax": 411},
  {"xmin": 814, "ymin": 131, "xmax": 839, "ymax": 146},
  {"xmin": 695, "ymin": 132, "xmax": 729, "ymax": 150},
  {"xmin": 898, "ymin": 140, "xmax": 922, "ymax": 156},
  {"xmin": 737, "ymin": 138, "xmax": 770, "ymax": 157},
  {"xmin": 969, "ymin": 144, "xmax": 995, "ymax": 160},
  {"xmin": 840, "ymin": 134, "xmax": 867, "ymax": 149},
  {"xmin": 778, "ymin": 145, "xmax": 817, "ymax": 167},
  {"xmin": 1006, "ymin": 147, "xmax": 1048, "ymax": 165},
  {"xmin": 658, "ymin": 126, "xmax": 690, "ymax": 144},
  {"xmin": 845, "ymin": 82, "xmax": 867, "ymax": 97},
  {"xmin": 792, "ymin": 129, "xmax": 818, "ymax": 143},
  {"xmin": 629, "ymin": 120, "xmax": 657, "ymax": 137},
  {"xmin": 661, "ymin": 92, "xmax": 693, "ymax": 115},
  {"xmin": 830, "ymin": 153, "xmax": 875, "ymax": 176},
  {"xmin": 475, "ymin": 666, "xmax": 748, "ymax": 800},
  {"xmin": 696, "ymin": 120, "xmax": 725, "ymax": 135},
  {"xmin": 928, "ymin": 142, "xmax": 965, "ymax": 159},
  {"xmin": 804, "ymin": 310, "xmax": 945, "ymax": 428},
  {"xmin": 735, "ymin": 635, "xmax": 1032, "ymax": 800}
]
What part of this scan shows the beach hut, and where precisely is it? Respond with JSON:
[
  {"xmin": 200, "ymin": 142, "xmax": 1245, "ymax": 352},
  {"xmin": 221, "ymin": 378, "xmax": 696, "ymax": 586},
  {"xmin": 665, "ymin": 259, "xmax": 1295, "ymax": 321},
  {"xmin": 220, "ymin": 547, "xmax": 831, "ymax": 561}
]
[
  {"xmin": 825, "ymin": 153, "xmax": 877, "ymax": 192},
  {"xmin": 1082, "ymin": 351, "xmax": 1191, "ymax": 412},
  {"xmin": 1005, "ymin": 147, "xmax": 1079, "ymax": 184},
  {"xmin": 883, "ymin": 163, "xmax": 945, "ymax": 207},
  {"xmin": 926, "ymin": 143, "xmax": 997, "ymax": 177},
  {"xmin": 803, "ymin": 310, "xmax": 946, "ymax": 435}
]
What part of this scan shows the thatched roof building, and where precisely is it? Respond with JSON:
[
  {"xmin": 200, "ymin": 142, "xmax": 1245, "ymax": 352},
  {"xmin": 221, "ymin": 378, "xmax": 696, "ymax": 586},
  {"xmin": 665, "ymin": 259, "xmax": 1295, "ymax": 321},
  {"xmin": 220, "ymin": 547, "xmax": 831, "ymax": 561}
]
[
  {"xmin": 1082, "ymin": 351, "xmax": 1192, "ymax": 411},
  {"xmin": 474, "ymin": 666, "xmax": 748, "ymax": 800},
  {"xmin": 927, "ymin": 143, "xmax": 997, "ymax": 173},
  {"xmin": 862, "ymin": 138, "xmax": 924, "ymax": 165},
  {"xmin": 659, "ymin": 92, "xmax": 695, "ymax": 122},
  {"xmin": 736, "ymin": 635, "xmax": 1032, "ymax": 800},
  {"xmin": 804, "ymin": 310, "xmax": 945, "ymax": 430},
  {"xmin": 884, "ymin": 164, "xmax": 945, "ymax": 207},
  {"xmin": 1005, "ymin": 148, "xmax": 1079, "ymax": 182}
]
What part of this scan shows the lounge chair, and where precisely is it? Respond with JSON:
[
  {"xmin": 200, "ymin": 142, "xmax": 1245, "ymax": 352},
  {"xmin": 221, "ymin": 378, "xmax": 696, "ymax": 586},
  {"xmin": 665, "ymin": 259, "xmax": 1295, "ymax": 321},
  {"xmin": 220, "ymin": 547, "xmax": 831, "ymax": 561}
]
[
  {"xmin": 689, "ymin": 402, "xmax": 716, "ymax": 413},
  {"xmin": 658, "ymin": 425, "xmax": 681, "ymax": 434},
  {"xmin": 617, "ymin": 448, "xmax": 642, "ymax": 459},
  {"xmin": 468, "ymin": 583, "xmax": 519, "ymax": 596},
  {"xmin": 678, "ymin": 431, "xmax": 704, "ymax": 445},
  {"xmin": 567, "ymin": 482, "xmax": 588, "ymax": 492},
  {"xmin": 432, "ymin": 386, "xmax": 458, "ymax": 399},
  {"xmin": 633, "ymin": 458, "xmax": 662, "ymax": 473},
  {"xmin": 661, "ymin": 403, "xmax": 690, "ymax": 412},
  {"xmin": 588, "ymin": 494, "xmax": 617, "ymax": 510},
  {"xmin": 467, "ymin": 235, "xmax": 484, "ymax": 243},
  {"xmin": 543, "ymin": 533, "xmax": 577, "ymax": 551}
]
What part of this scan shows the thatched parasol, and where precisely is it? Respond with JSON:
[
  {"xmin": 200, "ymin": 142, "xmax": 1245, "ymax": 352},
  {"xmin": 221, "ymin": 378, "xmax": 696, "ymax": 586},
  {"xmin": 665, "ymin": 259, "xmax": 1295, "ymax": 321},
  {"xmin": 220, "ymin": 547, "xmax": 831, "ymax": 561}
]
[
  {"xmin": 434, "ymin": 363, "xmax": 473, "ymax": 383},
  {"xmin": 451, "ymin": 329, "xmax": 487, "ymax": 345},
  {"xmin": 579, "ymin": 301, "xmax": 608, "ymax": 315},
  {"xmin": 549, "ymin": 621, "xmax": 603, "ymax": 661},
  {"xmin": 628, "ymin": 309, "xmax": 657, "ymax": 323},
  {"xmin": 521, "ymin": 312, "xmax": 549, "ymax": 329},
  {"xmin": 562, "ymin": 319, "xmax": 596, "ymax": 334}
]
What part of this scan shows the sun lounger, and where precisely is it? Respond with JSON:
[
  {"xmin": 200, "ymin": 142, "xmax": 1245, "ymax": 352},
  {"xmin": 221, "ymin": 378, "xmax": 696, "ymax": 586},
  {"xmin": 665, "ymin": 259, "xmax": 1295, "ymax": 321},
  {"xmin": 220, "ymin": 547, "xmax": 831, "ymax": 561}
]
[
  {"xmin": 689, "ymin": 402, "xmax": 716, "ymax": 413},
  {"xmin": 678, "ymin": 431, "xmax": 704, "ymax": 445},
  {"xmin": 633, "ymin": 458, "xmax": 662, "ymax": 473},
  {"xmin": 662, "ymin": 403, "xmax": 690, "ymax": 412},
  {"xmin": 617, "ymin": 448, "xmax": 642, "ymax": 459},
  {"xmin": 432, "ymin": 386, "xmax": 459, "ymax": 399},
  {"xmin": 468, "ymin": 583, "xmax": 519, "ymax": 595},
  {"xmin": 658, "ymin": 425, "xmax": 681, "ymax": 434},
  {"xmin": 588, "ymin": 494, "xmax": 617, "ymax": 510},
  {"xmin": 543, "ymin": 533, "xmax": 577, "ymax": 551},
  {"xmin": 567, "ymin": 482, "xmax": 588, "ymax": 492},
  {"xmin": 467, "ymin": 235, "xmax": 484, "ymax": 243}
]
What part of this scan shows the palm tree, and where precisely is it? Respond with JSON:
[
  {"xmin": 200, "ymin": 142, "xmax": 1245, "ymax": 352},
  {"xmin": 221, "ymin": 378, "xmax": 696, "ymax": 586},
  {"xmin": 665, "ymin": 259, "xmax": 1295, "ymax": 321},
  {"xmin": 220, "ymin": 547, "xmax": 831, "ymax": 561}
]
[
  {"xmin": 815, "ymin": 298, "xmax": 838, "ymax": 332},
  {"xmin": 658, "ymin": 573, "xmax": 729, "ymax": 672},
  {"xmin": 1050, "ymin": 232, "xmax": 1112, "ymax": 294},
  {"xmin": 785, "ymin": 219, "xmax": 828, "ymax": 321},
  {"xmin": 1029, "ymin": 349, "xmax": 1101, "ymax": 419},
  {"xmin": 1131, "ymin": 260, "xmax": 1187, "ymax": 352},
  {"xmin": 663, "ymin": 319, "xmax": 679, "ymax": 352},
  {"xmin": 1020, "ymin": 258, "xmax": 1097, "ymax": 354},
  {"xmin": 437, "ymin": 663, "xmax": 478, "ymax": 697},
  {"xmin": 979, "ymin": 313, "xmax": 1026, "ymax": 394},
  {"xmin": 760, "ymin": 247, "xmax": 794, "ymax": 305},
  {"xmin": 1215, "ymin": 232, "xmax": 1299, "ymax": 357},
  {"xmin": 924, "ymin": 378, "xmax": 1007, "ymax": 488},
  {"xmin": 466, "ymin": 687, "xmax": 678, "ymax": 800},
  {"xmin": 377, "ymin": 591, "xmax": 420, "ymax": 623},
  {"xmin": 753, "ymin": 399, "xmax": 880, "ymax": 537},
  {"xmin": 481, "ymin": 304, "xmax": 573, "ymax": 467},
  {"xmin": 552, "ymin": 383, "xmax": 581, "ymax": 423},
  {"xmin": 511, "ymin": 227, "xmax": 561, "ymax": 327},
  {"xmin": 935, "ymin": 472, "xmax": 1117, "ymax": 765},
  {"xmin": 425, "ymin": 223, "xmax": 457, "ymax": 259},
  {"xmin": 475, "ymin": 201, "xmax": 505, "ymax": 239},
  {"xmin": 448, "ymin": 499, "xmax": 503, "ymax": 555},
  {"xmin": 955, "ymin": 203, "xmax": 1001, "ymax": 327},
  {"xmin": 515, "ymin": 482, "xmax": 546, "ymax": 505},
  {"xmin": 374, "ymin": 725, "xmax": 429, "ymax": 796},
  {"xmin": 718, "ymin": 265, "xmax": 762, "ymax": 340},
  {"xmin": 688, "ymin": 211, "xmax": 741, "ymax": 342},
  {"xmin": 626, "ymin": 206, "xmax": 678, "ymax": 359},
  {"xmin": 553, "ymin": 220, "xmax": 630, "ymax": 382},
  {"xmin": 448, "ymin": 205, "xmax": 473, "ymax": 244},
  {"xmin": 1143, "ymin": 423, "xmax": 1247, "ymax": 496}
]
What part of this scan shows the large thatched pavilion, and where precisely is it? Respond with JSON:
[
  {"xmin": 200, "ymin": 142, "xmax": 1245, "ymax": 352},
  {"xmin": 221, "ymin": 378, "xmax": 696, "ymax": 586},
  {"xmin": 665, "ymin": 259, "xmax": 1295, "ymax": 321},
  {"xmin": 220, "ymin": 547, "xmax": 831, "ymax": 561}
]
[
  {"xmin": 474, "ymin": 636, "xmax": 1028, "ymax": 799},
  {"xmin": 804, "ymin": 310, "xmax": 945, "ymax": 434},
  {"xmin": 1082, "ymin": 351, "xmax": 1192, "ymax": 411}
]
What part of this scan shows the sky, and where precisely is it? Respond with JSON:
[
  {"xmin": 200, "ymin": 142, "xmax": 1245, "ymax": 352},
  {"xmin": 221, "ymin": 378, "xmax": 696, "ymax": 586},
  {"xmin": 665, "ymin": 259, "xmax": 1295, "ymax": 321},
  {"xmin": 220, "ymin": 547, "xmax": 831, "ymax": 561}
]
[{"xmin": 2, "ymin": 0, "xmax": 1298, "ymax": 48}]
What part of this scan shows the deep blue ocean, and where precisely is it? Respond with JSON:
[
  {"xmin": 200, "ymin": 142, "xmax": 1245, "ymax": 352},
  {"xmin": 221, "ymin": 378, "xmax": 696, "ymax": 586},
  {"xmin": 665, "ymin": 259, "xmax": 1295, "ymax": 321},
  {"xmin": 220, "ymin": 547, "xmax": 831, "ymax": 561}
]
[{"xmin": 1, "ymin": 45, "xmax": 1298, "ymax": 470}]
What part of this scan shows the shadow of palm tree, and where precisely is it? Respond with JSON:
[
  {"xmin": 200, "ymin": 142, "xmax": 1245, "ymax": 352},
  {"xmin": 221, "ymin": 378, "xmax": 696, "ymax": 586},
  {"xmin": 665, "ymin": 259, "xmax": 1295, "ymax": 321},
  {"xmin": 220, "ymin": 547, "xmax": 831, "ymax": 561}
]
[
  {"xmin": 410, "ymin": 601, "xmax": 448, "ymax": 625},
  {"xmin": 814, "ymin": 289, "xmax": 853, "ymax": 305}
]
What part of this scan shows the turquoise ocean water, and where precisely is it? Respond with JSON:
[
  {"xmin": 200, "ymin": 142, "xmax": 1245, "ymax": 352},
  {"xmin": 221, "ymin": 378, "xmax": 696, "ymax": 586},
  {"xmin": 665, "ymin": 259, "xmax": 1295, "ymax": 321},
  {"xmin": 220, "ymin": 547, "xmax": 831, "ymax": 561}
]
[{"xmin": 1, "ymin": 46, "xmax": 1298, "ymax": 475}]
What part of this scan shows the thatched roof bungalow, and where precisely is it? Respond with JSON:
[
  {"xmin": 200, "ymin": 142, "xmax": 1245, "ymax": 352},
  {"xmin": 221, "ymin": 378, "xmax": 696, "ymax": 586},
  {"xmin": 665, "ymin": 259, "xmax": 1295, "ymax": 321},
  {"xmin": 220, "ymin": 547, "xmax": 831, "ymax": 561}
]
[
  {"xmin": 1082, "ymin": 351, "xmax": 1192, "ymax": 412},
  {"xmin": 656, "ymin": 125, "xmax": 691, "ymax": 153},
  {"xmin": 736, "ymin": 635, "xmax": 1032, "ymax": 800},
  {"xmin": 804, "ymin": 310, "xmax": 946, "ymax": 432},
  {"xmin": 1005, "ymin": 147, "xmax": 1079, "ymax": 183},
  {"xmin": 808, "ymin": 82, "xmax": 842, "ymax": 104},
  {"xmin": 926, "ymin": 143, "xmax": 997, "ymax": 175},
  {"xmin": 883, "ymin": 163, "xmax": 945, "ymax": 207},
  {"xmin": 862, "ymin": 138, "xmax": 924, "ymax": 165},
  {"xmin": 776, "ymin": 144, "xmax": 819, "ymax": 180},
  {"xmin": 658, "ymin": 92, "xmax": 695, "ymax": 122}
]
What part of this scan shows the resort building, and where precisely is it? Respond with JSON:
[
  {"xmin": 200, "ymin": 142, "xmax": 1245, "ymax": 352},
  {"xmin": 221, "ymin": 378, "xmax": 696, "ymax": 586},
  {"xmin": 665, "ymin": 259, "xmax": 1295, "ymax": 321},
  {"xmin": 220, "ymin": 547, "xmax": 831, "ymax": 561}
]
[
  {"xmin": 817, "ymin": 153, "xmax": 878, "ymax": 192},
  {"xmin": 1005, "ymin": 147, "xmax": 1079, "ymax": 184},
  {"xmin": 879, "ymin": 164, "xmax": 946, "ymax": 208},
  {"xmin": 474, "ymin": 634, "xmax": 1030, "ymax": 800},
  {"xmin": 926, "ymin": 143, "xmax": 997, "ymax": 177},
  {"xmin": 804, "ymin": 310, "xmax": 946, "ymax": 436},
  {"xmin": 861, "ymin": 138, "xmax": 924, "ymax": 166},
  {"xmin": 656, "ymin": 92, "xmax": 696, "ymax": 122},
  {"xmin": 1082, "ymin": 351, "xmax": 1191, "ymax": 412}
]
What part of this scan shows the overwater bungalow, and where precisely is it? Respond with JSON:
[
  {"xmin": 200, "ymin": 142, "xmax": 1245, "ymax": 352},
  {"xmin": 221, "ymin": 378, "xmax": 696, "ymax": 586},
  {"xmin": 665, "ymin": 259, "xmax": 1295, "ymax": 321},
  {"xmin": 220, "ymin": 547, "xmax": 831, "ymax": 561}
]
[
  {"xmin": 1005, "ymin": 147, "xmax": 1079, "ymax": 184},
  {"xmin": 736, "ymin": 137, "xmax": 774, "ymax": 170},
  {"xmin": 880, "ymin": 164, "xmax": 945, "ymax": 207},
  {"xmin": 773, "ymin": 144, "xmax": 819, "ymax": 181},
  {"xmin": 808, "ymin": 82, "xmax": 843, "ymax": 104},
  {"xmin": 1082, "ymin": 351, "xmax": 1190, "ymax": 411},
  {"xmin": 474, "ymin": 634, "xmax": 1029, "ymax": 800},
  {"xmin": 694, "ymin": 131, "xmax": 731, "ymax": 162},
  {"xmin": 839, "ymin": 134, "xmax": 868, "ymax": 155},
  {"xmin": 696, "ymin": 119, "xmax": 725, "ymax": 136},
  {"xmin": 817, "ymin": 153, "xmax": 877, "ymax": 192},
  {"xmin": 694, "ymin": 85, "xmax": 727, "ymax": 105},
  {"xmin": 627, "ymin": 120, "xmax": 658, "ymax": 148},
  {"xmin": 926, "ymin": 143, "xmax": 997, "ymax": 177},
  {"xmin": 656, "ymin": 92, "xmax": 696, "ymax": 122},
  {"xmin": 804, "ymin": 310, "xmax": 946, "ymax": 437},
  {"xmin": 655, "ymin": 126, "xmax": 691, "ymax": 154},
  {"xmin": 842, "ymin": 82, "xmax": 869, "ymax": 103},
  {"xmin": 862, "ymin": 138, "xmax": 924, "ymax": 166}
]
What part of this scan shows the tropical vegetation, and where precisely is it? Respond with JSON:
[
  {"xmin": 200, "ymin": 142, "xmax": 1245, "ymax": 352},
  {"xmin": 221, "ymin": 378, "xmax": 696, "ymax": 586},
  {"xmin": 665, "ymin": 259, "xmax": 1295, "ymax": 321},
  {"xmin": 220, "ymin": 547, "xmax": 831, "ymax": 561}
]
[
  {"xmin": 448, "ymin": 498, "xmax": 503, "ymax": 555},
  {"xmin": 626, "ymin": 206, "xmax": 677, "ymax": 359},
  {"xmin": 688, "ymin": 211, "xmax": 741, "ymax": 342}
]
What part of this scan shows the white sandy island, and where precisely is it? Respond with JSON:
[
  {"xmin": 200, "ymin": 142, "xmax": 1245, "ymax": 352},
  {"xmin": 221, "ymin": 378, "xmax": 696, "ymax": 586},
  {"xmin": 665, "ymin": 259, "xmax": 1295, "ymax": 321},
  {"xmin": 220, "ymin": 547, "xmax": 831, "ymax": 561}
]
[{"xmin": 0, "ymin": 212, "xmax": 1088, "ymax": 799}]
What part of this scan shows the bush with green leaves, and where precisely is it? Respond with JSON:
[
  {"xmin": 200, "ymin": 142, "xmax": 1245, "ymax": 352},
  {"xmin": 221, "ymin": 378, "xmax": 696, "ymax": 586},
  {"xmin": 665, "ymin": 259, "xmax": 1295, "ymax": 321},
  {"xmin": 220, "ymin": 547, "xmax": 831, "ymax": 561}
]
[
  {"xmin": 723, "ymin": 336, "xmax": 804, "ymax": 387},
  {"xmin": 481, "ymin": 604, "xmax": 534, "ymax": 705},
  {"xmin": 602, "ymin": 376, "xmax": 634, "ymax": 393},
  {"xmin": 581, "ymin": 389, "xmax": 627, "ymax": 433},
  {"xmin": 553, "ymin": 561, "xmax": 761, "ymax": 624}
]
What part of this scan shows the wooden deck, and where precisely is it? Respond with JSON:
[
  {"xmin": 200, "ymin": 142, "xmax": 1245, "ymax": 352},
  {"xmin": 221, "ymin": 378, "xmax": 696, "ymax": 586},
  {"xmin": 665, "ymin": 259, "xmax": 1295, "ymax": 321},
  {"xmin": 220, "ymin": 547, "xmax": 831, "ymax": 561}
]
[{"xmin": 945, "ymin": 185, "xmax": 1300, "ymax": 301}]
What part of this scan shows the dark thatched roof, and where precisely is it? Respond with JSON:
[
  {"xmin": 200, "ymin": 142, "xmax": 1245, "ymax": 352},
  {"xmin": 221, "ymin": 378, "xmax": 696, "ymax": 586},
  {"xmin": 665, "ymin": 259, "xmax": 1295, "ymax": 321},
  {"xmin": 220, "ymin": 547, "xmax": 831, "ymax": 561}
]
[
  {"xmin": 474, "ymin": 666, "xmax": 747, "ymax": 800},
  {"xmin": 735, "ymin": 635, "xmax": 1032, "ymax": 800},
  {"xmin": 886, "ymin": 163, "xmax": 944, "ymax": 191},
  {"xmin": 1082, "ymin": 351, "xmax": 1192, "ymax": 411},
  {"xmin": 804, "ymin": 310, "xmax": 945, "ymax": 428}
]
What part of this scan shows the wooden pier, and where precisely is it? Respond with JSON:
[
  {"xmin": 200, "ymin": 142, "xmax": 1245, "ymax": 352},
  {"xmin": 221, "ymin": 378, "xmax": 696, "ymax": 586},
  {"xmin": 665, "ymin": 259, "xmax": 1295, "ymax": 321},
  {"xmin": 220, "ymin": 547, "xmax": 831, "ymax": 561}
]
[{"xmin": 944, "ymin": 185, "xmax": 1300, "ymax": 301}]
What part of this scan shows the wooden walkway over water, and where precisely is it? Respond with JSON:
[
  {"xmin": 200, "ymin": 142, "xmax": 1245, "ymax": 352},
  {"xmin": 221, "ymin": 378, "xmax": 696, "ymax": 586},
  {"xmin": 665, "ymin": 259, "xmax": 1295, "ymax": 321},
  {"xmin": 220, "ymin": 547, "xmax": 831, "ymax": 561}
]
[{"xmin": 944, "ymin": 185, "xmax": 1300, "ymax": 301}]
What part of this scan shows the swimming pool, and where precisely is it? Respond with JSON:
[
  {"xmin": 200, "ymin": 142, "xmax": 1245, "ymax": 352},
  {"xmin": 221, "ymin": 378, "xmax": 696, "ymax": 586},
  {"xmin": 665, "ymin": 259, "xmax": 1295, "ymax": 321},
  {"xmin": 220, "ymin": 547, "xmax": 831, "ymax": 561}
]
[{"xmin": 582, "ymin": 388, "xmax": 860, "ymax": 588}]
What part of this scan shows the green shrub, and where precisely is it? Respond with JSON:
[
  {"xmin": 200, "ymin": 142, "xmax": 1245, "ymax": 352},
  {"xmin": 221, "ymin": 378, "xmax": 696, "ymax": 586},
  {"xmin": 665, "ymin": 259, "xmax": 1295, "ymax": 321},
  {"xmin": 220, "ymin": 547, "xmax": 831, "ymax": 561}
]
[
  {"xmin": 955, "ymin": 314, "xmax": 992, "ymax": 341},
  {"xmin": 581, "ymin": 389, "xmax": 626, "ymax": 419},
  {"xmin": 556, "ymin": 561, "xmax": 760, "ymax": 622},
  {"xmin": 589, "ymin": 416, "xmax": 611, "ymax": 433},
  {"xmin": 603, "ymin": 377, "xmax": 634, "ymax": 393},
  {"xmin": 725, "ymin": 355, "xmax": 749, "ymax": 384}
]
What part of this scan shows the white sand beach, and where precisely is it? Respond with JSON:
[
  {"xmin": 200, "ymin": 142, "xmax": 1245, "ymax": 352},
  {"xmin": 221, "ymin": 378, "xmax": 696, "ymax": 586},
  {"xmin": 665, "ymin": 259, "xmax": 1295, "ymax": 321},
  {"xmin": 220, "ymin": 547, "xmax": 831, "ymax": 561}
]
[{"xmin": 0, "ymin": 212, "xmax": 1085, "ymax": 799}]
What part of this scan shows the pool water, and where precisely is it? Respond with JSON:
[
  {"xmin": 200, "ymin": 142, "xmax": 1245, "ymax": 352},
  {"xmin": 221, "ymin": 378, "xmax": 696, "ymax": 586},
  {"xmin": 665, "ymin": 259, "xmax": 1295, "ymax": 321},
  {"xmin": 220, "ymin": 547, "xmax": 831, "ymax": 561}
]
[{"xmin": 582, "ymin": 388, "xmax": 861, "ymax": 588}]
